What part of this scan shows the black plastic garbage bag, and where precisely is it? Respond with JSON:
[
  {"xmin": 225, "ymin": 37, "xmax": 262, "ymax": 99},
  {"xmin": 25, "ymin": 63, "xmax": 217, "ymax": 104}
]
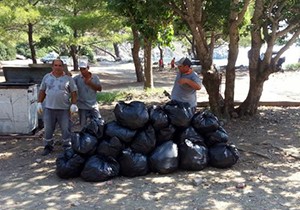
[
  {"xmin": 81, "ymin": 118, "xmax": 105, "ymax": 139},
  {"xmin": 97, "ymin": 136, "xmax": 124, "ymax": 159},
  {"xmin": 192, "ymin": 110, "xmax": 220, "ymax": 134},
  {"xmin": 179, "ymin": 139, "xmax": 208, "ymax": 171},
  {"xmin": 179, "ymin": 126, "xmax": 206, "ymax": 146},
  {"xmin": 148, "ymin": 105, "xmax": 169, "ymax": 130},
  {"xmin": 56, "ymin": 148, "xmax": 86, "ymax": 179},
  {"xmin": 131, "ymin": 125, "xmax": 156, "ymax": 155},
  {"xmin": 149, "ymin": 140, "xmax": 178, "ymax": 174},
  {"xmin": 118, "ymin": 148, "xmax": 149, "ymax": 177},
  {"xmin": 81, "ymin": 155, "xmax": 120, "ymax": 182},
  {"xmin": 205, "ymin": 126, "xmax": 229, "ymax": 147},
  {"xmin": 105, "ymin": 121, "xmax": 136, "ymax": 143},
  {"xmin": 114, "ymin": 101, "xmax": 149, "ymax": 129},
  {"xmin": 156, "ymin": 124, "xmax": 176, "ymax": 145},
  {"xmin": 164, "ymin": 100, "xmax": 194, "ymax": 128},
  {"xmin": 208, "ymin": 143, "xmax": 240, "ymax": 168},
  {"xmin": 71, "ymin": 132, "xmax": 98, "ymax": 156}
]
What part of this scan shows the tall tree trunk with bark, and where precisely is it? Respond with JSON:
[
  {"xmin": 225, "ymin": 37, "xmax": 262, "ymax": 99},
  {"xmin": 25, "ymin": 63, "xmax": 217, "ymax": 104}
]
[
  {"xmin": 113, "ymin": 42, "xmax": 121, "ymax": 61},
  {"xmin": 70, "ymin": 44, "xmax": 78, "ymax": 71},
  {"xmin": 224, "ymin": 0, "xmax": 250, "ymax": 118},
  {"xmin": 143, "ymin": 38, "xmax": 153, "ymax": 89},
  {"xmin": 131, "ymin": 27, "xmax": 144, "ymax": 82},
  {"xmin": 70, "ymin": 28, "xmax": 79, "ymax": 71},
  {"xmin": 28, "ymin": 23, "xmax": 37, "ymax": 64}
]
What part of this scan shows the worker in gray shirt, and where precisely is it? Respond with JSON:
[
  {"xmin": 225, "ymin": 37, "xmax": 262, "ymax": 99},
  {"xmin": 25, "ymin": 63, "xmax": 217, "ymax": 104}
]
[
  {"xmin": 37, "ymin": 59, "xmax": 78, "ymax": 156},
  {"xmin": 171, "ymin": 57, "xmax": 202, "ymax": 113},
  {"xmin": 73, "ymin": 60, "xmax": 102, "ymax": 129}
]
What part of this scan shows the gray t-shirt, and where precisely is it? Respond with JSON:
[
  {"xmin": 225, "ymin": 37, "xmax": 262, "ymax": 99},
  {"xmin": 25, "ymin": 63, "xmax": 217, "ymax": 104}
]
[
  {"xmin": 40, "ymin": 73, "xmax": 78, "ymax": 110},
  {"xmin": 73, "ymin": 74, "xmax": 101, "ymax": 110},
  {"xmin": 171, "ymin": 71, "xmax": 202, "ymax": 107}
]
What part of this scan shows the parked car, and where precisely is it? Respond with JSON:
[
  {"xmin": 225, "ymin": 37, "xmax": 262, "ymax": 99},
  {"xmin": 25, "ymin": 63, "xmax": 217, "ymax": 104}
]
[{"xmin": 41, "ymin": 52, "xmax": 58, "ymax": 64}]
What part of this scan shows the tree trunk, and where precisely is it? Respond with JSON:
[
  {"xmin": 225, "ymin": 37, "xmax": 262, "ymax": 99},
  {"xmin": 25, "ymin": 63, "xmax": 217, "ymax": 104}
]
[
  {"xmin": 236, "ymin": 0, "xmax": 265, "ymax": 116},
  {"xmin": 236, "ymin": 76, "xmax": 265, "ymax": 116},
  {"xmin": 71, "ymin": 28, "xmax": 79, "ymax": 71},
  {"xmin": 70, "ymin": 45, "xmax": 78, "ymax": 71},
  {"xmin": 131, "ymin": 27, "xmax": 144, "ymax": 82},
  {"xmin": 113, "ymin": 43, "xmax": 121, "ymax": 61},
  {"xmin": 28, "ymin": 23, "xmax": 37, "ymax": 64},
  {"xmin": 202, "ymin": 68, "xmax": 223, "ymax": 116},
  {"xmin": 224, "ymin": 0, "xmax": 250, "ymax": 118},
  {"xmin": 143, "ymin": 38, "xmax": 153, "ymax": 89}
]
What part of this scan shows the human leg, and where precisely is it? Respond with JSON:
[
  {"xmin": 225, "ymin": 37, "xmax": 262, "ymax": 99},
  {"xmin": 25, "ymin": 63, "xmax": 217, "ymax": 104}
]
[
  {"xmin": 78, "ymin": 109, "xmax": 88, "ymax": 129},
  {"xmin": 57, "ymin": 110, "xmax": 72, "ymax": 148},
  {"xmin": 41, "ymin": 108, "xmax": 57, "ymax": 155}
]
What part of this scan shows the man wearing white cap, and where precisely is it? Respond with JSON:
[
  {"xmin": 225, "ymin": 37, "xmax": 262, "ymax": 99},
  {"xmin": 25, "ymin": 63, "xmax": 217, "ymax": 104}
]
[
  {"xmin": 73, "ymin": 60, "xmax": 102, "ymax": 129},
  {"xmin": 171, "ymin": 57, "xmax": 202, "ymax": 113}
]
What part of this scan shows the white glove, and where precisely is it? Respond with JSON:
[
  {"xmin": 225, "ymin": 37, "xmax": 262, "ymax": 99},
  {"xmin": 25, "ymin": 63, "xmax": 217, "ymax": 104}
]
[
  {"xmin": 70, "ymin": 104, "xmax": 78, "ymax": 113},
  {"xmin": 37, "ymin": 102, "xmax": 43, "ymax": 114}
]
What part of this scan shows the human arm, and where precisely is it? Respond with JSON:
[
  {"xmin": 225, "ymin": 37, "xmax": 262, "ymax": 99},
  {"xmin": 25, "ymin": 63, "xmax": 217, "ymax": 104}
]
[
  {"xmin": 70, "ymin": 91, "xmax": 77, "ymax": 105},
  {"xmin": 38, "ymin": 90, "xmax": 46, "ymax": 103},
  {"xmin": 70, "ymin": 91, "xmax": 78, "ymax": 113},
  {"xmin": 178, "ymin": 78, "xmax": 201, "ymax": 90},
  {"xmin": 84, "ymin": 75, "xmax": 102, "ymax": 91},
  {"xmin": 84, "ymin": 78, "xmax": 102, "ymax": 91},
  {"xmin": 37, "ymin": 90, "xmax": 46, "ymax": 114}
]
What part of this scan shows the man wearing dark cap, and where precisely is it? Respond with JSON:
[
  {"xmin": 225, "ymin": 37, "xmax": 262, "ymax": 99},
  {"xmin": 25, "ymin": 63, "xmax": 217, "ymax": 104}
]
[{"xmin": 171, "ymin": 57, "xmax": 202, "ymax": 113}]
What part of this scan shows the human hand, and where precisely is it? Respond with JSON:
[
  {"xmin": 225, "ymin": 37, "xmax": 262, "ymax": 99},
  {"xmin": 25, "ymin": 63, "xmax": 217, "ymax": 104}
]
[
  {"xmin": 70, "ymin": 104, "xmax": 78, "ymax": 113},
  {"xmin": 37, "ymin": 102, "xmax": 43, "ymax": 114}
]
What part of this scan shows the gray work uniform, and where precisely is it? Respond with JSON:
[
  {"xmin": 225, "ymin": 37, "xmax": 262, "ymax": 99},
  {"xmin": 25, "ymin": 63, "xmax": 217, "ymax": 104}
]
[
  {"xmin": 171, "ymin": 71, "xmax": 202, "ymax": 109},
  {"xmin": 73, "ymin": 74, "xmax": 101, "ymax": 128},
  {"xmin": 40, "ymin": 73, "xmax": 78, "ymax": 147}
]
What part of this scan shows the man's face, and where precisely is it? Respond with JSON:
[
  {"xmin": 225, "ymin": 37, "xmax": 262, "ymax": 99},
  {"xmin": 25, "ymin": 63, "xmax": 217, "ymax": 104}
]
[
  {"xmin": 52, "ymin": 60, "xmax": 63, "ymax": 71},
  {"xmin": 80, "ymin": 67, "xmax": 89, "ymax": 76},
  {"xmin": 178, "ymin": 65, "xmax": 189, "ymax": 73}
]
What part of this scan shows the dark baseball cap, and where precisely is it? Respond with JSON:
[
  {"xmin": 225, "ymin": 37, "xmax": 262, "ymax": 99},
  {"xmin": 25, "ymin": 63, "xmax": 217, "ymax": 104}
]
[{"xmin": 175, "ymin": 57, "xmax": 192, "ymax": 67}]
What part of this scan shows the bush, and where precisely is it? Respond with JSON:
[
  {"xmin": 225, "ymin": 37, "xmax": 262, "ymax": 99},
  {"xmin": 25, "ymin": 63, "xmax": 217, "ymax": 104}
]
[
  {"xmin": 0, "ymin": 42, "xmax": 16, "ymax": 60},
  {"xmin": 16, "ymin": 43, "xmax": 31, "ymax": 59},
  {"xmin": 79, "ymin": 46, "xmax": 95, "ymax": 63},
  {"xmin": 285, "ymin": 63, "xmax": 300, "ymax": 71}
]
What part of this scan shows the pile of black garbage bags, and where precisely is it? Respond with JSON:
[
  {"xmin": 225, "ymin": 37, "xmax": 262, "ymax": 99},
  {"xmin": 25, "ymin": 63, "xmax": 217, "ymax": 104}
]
[{"xmin": 56, "ymin": 100, "xmax": 240, "ymax": 182}]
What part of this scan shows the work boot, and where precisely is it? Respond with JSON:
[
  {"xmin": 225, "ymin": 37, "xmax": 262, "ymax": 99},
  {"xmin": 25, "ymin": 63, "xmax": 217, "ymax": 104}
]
[{"xmin": 41, "ymin": 145, "xmax": 53, "ymax": 156}]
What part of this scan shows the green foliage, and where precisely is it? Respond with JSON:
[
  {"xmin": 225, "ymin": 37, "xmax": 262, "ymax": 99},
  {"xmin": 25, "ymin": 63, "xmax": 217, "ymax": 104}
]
[
  {"xmin": 79, "ymin": 46, "xmax": 95, "ymax": 62},
  {"xmin": 0, "ymin": 42, "xmax": 16, "ymax": 60},
  {"xmin": 16, "ymin": 42, "xmax": 48, "ymax": 58},
  {"xmin": 16, "ymin": 43, "xmax": 31, "ymax": 58},
  {"xmin": 97, "ymin": 91, "xmax": 127, "ymax": 103},
  {"xmin": 285, "ymin": 63, "xmax": 300, "ymax": 71},
  {"xmin": 108, "ymin": 0, "xmax": 174, "ymax": 42}
]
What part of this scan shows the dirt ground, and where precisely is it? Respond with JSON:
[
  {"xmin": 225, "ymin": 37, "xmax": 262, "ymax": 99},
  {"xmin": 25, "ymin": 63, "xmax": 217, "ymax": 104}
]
[{"xmin": 0, "ymin": 64, "xmax": 300, "ymax": 210}]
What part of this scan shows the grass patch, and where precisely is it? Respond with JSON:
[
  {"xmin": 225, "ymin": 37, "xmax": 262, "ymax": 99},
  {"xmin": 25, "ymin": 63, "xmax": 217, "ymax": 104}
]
[{"xmin": 97, "ymin": 91, "xmax": 127, "ymax": 103}]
